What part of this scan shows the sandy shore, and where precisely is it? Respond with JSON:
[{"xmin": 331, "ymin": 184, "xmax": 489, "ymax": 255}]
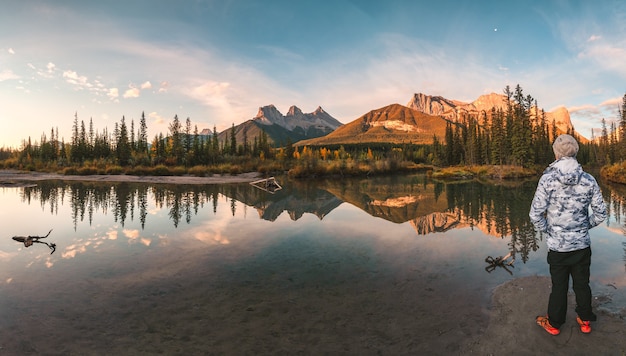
[
  {"xmin": 463, "ymin": 276, "xmax": 626, "ymax": 354},
  {"xmin": 0, "ymin": 169, "xmax": 262, "ymax": 186}
]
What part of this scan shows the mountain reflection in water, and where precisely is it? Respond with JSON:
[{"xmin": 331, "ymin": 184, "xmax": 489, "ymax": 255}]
[{"xmin": 14, "ymin": 174, "xmax": 625, "ymax": 267}]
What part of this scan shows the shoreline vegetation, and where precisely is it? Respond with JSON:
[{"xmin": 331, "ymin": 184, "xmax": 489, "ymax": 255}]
[
  {"xmin": 600, "ymin": 162, "xmax": 626, "ymax": 184},
  {"xmin": 0, "ymin": 163, "xmax": 539, "ymax": 188},
  {"xmin": 3, "ymin": 161, "xmax": 626, "ymax": 185},
  {"xmin": 2, "ymin": 154, "xmax": 626, "ymax": 186}
]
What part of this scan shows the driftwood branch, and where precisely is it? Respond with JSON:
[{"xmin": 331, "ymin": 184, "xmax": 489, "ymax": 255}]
[
  {"xmin": 250, "ymin": 177, "xmax": 282, "ymax": 194},
  {"xmin": 485, "ymin": 252, "xmax": 515, "ymax": 275},
  {"xmin": 12, "ymin": 229, "xmax": 56, "ymax": 254}
]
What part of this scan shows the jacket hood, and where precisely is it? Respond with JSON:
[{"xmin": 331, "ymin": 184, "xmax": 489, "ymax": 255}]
[{"xmin": 545, "ymin": 157, "xmax": 583, "ymax": 185}]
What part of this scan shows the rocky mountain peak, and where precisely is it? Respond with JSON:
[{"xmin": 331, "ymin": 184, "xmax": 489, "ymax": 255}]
[
  {"xmin": 255, "ymin": 104, "xmax": 282, "ymax": 121},
  {"xmin": 313, "ymin": 106, "xmax": 326, "ymax": 115},
  {"xmin": 471, "ymin": 93, "xmax": 507, "ymax": 111},
  {"xmin": 407, "ymin": 93, "xmax": 458, "ymax": 117},
  {"xmin": 251, "ymin": 104, "xmax": 342, "ymax": 135},
  {"xmin": 286, "ymin": 105, "xmax": 303, "ymax": 117},
  {"xmin": 545, "ymin": 106, "xmax": 573, "ymax": 129},
  {"xmin": 407, "ymin": 92, "xmax": 578, "ymax": 138}
]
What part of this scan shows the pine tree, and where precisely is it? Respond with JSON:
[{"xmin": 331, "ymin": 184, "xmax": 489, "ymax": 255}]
[
  {"xmin": 184, "ymin": 117, "xmax": 192, "ymax": 161},
  {"xmin": 489, "ymin": 108, "xmax": 500, "ymax": 165},
  {"xmin": 609, "ymin": 121, "xmax": 617, "ymax": 164},
  {"xmin": 444, "ymin": 122, "xmax": 454, "ymax": 166},
  {"xmin": 509, "ymin": 86, "xmax": 532, "ymax": 167},
  {"xmin": 192, "ymin": 125, "xmax": 201, "ymax": 165},
  {"xmin": 619, "ymin": 94, "xmax": 626, "ymax": 161},
  {"xmin": 137, "ymin": 111, "xmax": 148, "ymax": 155},
  {"xmin": 89, "ymin": 118, "xmax": 95, "ymax": 154},
  {"xmin": 70, "ymin": 112, "xmax": 81, "ymax": 163},
  {"xmin": 242, "ymin": 126, "xmax": 249, "ymax": 156},
  {"xmin": 480, "ymin": 111, "xmax": 491, "ymax": 165},
  {"xmin": 466, "ymin": 117, "xmax": 479, "ymax": 165},
  {"xmin": 212, "ymin": 125, "xmax": 219, "ymax": 161},
  {"xmin": 169, "ymin": 115, "xmax": 183, "ymax": 165},
  {"xmin": 116, "ymin": 116, "xmax": 131, "ymax": 166},
  {"xmin": 285, "ymin": 137, "xmax": 294, "ymax": 160},
  {"xmin": 130, "ymin": 119, "xmax": 136, "ymax": 152},
  {"xmin": 79, "ymin": 120, "xmax": 88, "ymax": 161},
  {"xmin": 600, "ymin": 118, "xmax": 609, "ymax": 165},
  {"xmin": 229, "ymin": 123, "xmax": 237, "ymax": 156}
]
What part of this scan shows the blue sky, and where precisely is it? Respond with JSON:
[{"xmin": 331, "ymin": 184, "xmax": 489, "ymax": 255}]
[{"xmin": 1, "ymin": 0, "xmax": 625, "ymax": 148}]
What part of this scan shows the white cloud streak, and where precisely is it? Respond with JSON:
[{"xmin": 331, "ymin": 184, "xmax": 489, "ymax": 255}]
[{"xmin": 0, "ymin": 69, "xmax": 20, "ymax": 81}]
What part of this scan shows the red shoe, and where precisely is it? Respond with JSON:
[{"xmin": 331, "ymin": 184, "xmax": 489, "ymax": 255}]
[
  {"xmin": 577, "ymin": 316, "xmax": 591, "ymax": 334},
  {"xmin": 536, "ymin": 315, "xmax": 560, "ymax": 335}
]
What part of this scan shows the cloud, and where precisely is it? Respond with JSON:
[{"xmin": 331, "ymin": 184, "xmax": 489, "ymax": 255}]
[
  {"xmin": 587, "ymin": 35, "xmax": 602, "ymax": 42},
  {"xmin": 158, "ymin": 81, "xmax": 169, "ymax": 93},
  {"xmin": 184, "ymin": 80, "xmax": 254, "ymax": 124},
  {"xmin": 148, "ymin": 111, "xmax": 166, "ymax": 125},
  {"xmin": 8, "ymin": 48, "xmax": 15, "ymax": 54},
  {"xmin": 62, "ymin": 243, "xmax": 87, "ymax": 259},
  {"xmin": 0, "ymin": 69, "xmax": 19, "ymax": 82},
  {"xmin": 568, "ymin": 104, "xmax": 597, "ymax": 113},
  {"xmin": 107, "ymin": 87, "xmax": 119, "ymax": 100},
  {"xmin": 123, "ymin": 87, "xmax": 140, "ymax": 98},
  {"xmin": 121, "ymin": 81, "xmax": 151, "ymax": 98},
  {"xmin": 62, "ymin": 70, "xmax": 89, "ymax": 88},
  {"xmin": 599, "ymin": 97, "xmax": 623, "ymax": 107},
  {"xmin": 31, "ymin": 62, "xmax": 58, "ymax": 79},
  {"xmin": 123, "ymin": 229, "xmax": 140, "ymax": 239},
  {"xmin": 567, "ymin": 17, "xmax": 626, "ymax": 77},
  {"xmin": 188, "ymin": 81, "xmax": 231, "ymax": 107}
]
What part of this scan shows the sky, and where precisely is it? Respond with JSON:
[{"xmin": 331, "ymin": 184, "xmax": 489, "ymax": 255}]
[{"xmin": 1, "ymin": 0, "xmax": 625, "ymax": 148}]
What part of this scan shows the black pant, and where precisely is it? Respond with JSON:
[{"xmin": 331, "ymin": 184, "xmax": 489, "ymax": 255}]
[{"xmin": 547, "ymin": 247, "xmax": 596, "ymax": 328}]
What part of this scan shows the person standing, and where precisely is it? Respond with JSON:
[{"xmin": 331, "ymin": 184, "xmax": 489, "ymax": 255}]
[{"xmin": 529, "ymin": 134, "xmax": 607, "ymax": 335}]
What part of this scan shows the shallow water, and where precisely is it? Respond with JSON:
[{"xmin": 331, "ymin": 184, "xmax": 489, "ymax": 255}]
[{"xmin": 1, "ymin": 174, "xmax": 624, "ymax": 353}]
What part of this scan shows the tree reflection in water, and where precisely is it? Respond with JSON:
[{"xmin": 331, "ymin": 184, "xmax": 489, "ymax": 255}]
[
  {"xmin": 17, "ymin": 174, "xmax": 626, "ymax": 267},
  {"xmin": 603, "ymin": 180, "xmax": 626, "ymax": 271}
]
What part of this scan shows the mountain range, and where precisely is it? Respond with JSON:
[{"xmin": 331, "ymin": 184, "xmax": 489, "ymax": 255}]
[
  {"xmin": 208, "ymin": 105, "xmax": 342, "ymax": 147},
  {"xmin": 207, "ymin": 92, "xmax": 581, "ymax": 148}
]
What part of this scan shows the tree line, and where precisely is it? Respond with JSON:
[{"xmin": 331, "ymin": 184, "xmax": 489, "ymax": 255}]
[
  {"xmin": 431, "ymin": 84, "xmax": 612, "ymax": 168},
  {"xmin": 4, "ymin": 111, "xmax": 274, "ymax": 172}
]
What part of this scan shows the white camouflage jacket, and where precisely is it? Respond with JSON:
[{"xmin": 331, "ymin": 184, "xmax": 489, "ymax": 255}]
[{"xmin": 529, "ymin": 157, "xmax": 607, "ymax": 252}]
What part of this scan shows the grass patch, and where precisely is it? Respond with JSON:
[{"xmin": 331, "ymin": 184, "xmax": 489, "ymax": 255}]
[
  {"xmin": 601, "ymin": 162, "xmax": 626, "ymax": 184},
  {"xmin": 432, "ymin": 165, "xmax": 537, "ymax": 180}
]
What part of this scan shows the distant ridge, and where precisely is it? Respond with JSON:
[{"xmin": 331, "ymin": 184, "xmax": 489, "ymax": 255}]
[
  {"xmin": 296, "ymin": 92, "xmax": 585, "ymax": 147},
  {"xmin": 205, "ymin": 91, "xmax": 585, "ymax": 149},
  {"xmin": 296, "ymin": 103, "xmax": 450, "ymax": 146}
]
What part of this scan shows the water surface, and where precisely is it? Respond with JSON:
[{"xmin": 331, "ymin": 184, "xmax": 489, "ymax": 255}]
[{"xmin": 1, "ymin": 174, "xmax": 624, "ymax": 353}]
